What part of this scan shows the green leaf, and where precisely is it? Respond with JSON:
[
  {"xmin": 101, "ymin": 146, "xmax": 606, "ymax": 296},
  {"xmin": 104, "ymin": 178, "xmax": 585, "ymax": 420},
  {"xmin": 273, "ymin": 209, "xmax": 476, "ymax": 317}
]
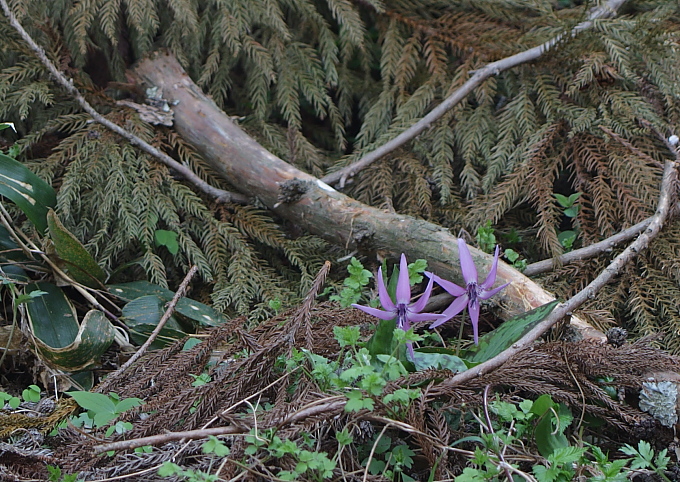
[
  {"xmin": 530, "ymin": 394, "xmax": 556, "ymax": 416},
  {"xmin": 412, "ymin": 347, "xmax": 468, "ymax": 372},
  {"xmin": 336, "ymin": 428, "xmax": 353, "ymax": 446},
  {"xmin": 113, "ymin": 397, "xmax": 144, "ymax": 413},
  {"xmin": 154, "ymin": 229, "xmax": 179, "ymax": 255},
  {"xmin": 407, "ymin": 259, "xmax": 427, "ymax": 284},
  {"xmin": 22, "ymin": 385, "xmax": 41, "ymax": 402},
  {"xmin": 563, "ymin": 205, "xmax": 579, "ymax": 218},
  {"xmin": 109, "ymin": 281, "xmax": 227, "ymax": 327},
  {"xmin": 182, "ymin": 337, "xmax": 202, "ymax": 351},
  {"xmin": 203, "ymin": 435, "xmax": 230, "ymax": 456},
  {"xmin": 47, "ymin": 210, "xmax": 106, "ymax": 288},
  {"xmin": 334, "ymin": 326, "xmax": 361, "ymax": 347},
  {"xmin": 567, "ymin": 192, "xmax": 581, "ymax": 204},
  {"xmin": 550, "ymin": 446, "xmax": 586, "ymax": 465},
  {"xmin": 504, "ymin": 248, "xmax": 519, "ymax": 263},
  {"xmin": 558, "ymin": 230, "xmax": 577, "ymax": 250},
  {"xmin": 15, "ymin": 289, "xmax": 48, "ymax": 304},
  {"xmin": 121, "ymin": 295, "xmax": 188, "ymax": 347},
  {"xmin": 158, "ymin": 462, "xmax": 182, "ymax": 477},
  {"xmin": 553, "ymin": 193, "xmax": 572, "ymax": 208},
  {"xmin": 26, "ymin": 282, "xmax": 115, "ymax": 371},
  {"xmin": 66, "ymin": 391, "xmax": 116, "ymax": 414},
  {"xmin": 107, "ymin": 281, "xmax": 175, "ymax": 301},
  {"xmin": 366, "ymin": 318, "xmax": 396, "ymax": 358},
  {"xmin": 0, "ymin": 152, "xmax": 56, "ymax": 234},
  {"xmin": 465, "ymin": 301, "xmax": 559, "ymax": 363},
  {"xmin": 534, "ymin": 408, "xmax": 571, "ymax": 458}
]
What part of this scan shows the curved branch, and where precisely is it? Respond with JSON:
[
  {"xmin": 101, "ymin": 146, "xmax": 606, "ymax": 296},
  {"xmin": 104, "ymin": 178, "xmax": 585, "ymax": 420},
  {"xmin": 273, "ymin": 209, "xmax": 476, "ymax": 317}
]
[
  {"xmin": 523, "ymin": 217, "xmax": 652, "ymax": 276},
  {"xmin": 441, "ymin": 157, "xmax": 678, "ymax": 389},
  {"xmin": 321, "ymin": 0, "xmax": 628, "ymax": 188},
  {"xmin": 0, "ymin": 0, "xmax": 248, "ymax": 205}
]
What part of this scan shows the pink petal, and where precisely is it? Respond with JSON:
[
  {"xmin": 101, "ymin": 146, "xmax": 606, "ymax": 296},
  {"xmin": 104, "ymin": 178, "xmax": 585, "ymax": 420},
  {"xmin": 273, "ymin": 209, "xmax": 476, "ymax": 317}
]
[
  {"xmin": 468, "ymin": 300, "xmax": 481, "ymax": 344},
  {"xmin": 479, "ymin": 282, "xmax": 510, "ymax": 300},
  {"xmin": 376, "ymin": 266, "xmax": 396, "ymax": 312},
  {"xmin": 428, "ymin": 272, "xmax": 466, "ymax": 297},
  {"xmin": 458, "ymin": 238, "xmax": 478, "ymax": 284},
  {"xmin": 480, "ymin": 245, "xmax": 501, "ymax": 290},
  {"xmin": 430, "ymin": 295, "xmax": 468, "ymax": 328},
  {"xmin": 406, "ymin": 342, "xmax": 415, "ymax": 361},
  {"xmin": 396, "ymin": 254, "xmax": 411, "ymax": 305},
  {"xmin": 351, "ymin": 303, "xmax": 397, "ymax": 320},
  {"xmin": 409, "ymin": 274, "xmax": 435, "ymax": 313}
]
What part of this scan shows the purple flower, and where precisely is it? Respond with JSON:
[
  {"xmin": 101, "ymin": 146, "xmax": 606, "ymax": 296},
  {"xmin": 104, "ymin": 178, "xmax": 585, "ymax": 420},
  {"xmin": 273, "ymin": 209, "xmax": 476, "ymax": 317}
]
[
  {"xmin": 427, "ymin": 238, "xmax": 510, "ymax": 344},
  {"xmin": 352, "ymin": 254, "xmax": 445, "ymax": 358}
]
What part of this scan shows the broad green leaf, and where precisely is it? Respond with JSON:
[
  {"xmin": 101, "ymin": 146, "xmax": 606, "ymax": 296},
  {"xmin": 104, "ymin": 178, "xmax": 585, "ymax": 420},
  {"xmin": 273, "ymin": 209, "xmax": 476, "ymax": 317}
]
[
  {"xmin": 465, "ymin": 301, "xmax": 559, "ymax": 363},
  {"xmin": 175, "ymin": 297, "xmax": 227, "ymax": 326},
  {"xmin": 47, "ymin": 210, "xmax": 106, "ymax": 288},
  {"xmin": 0, "ymin": 153, "xmax": 56, "ymax": 234},
  {"xmin": 534, "ymin": 405, "xmax": 572, "ymax": 458},
  {"xmin": 109, "ymin": 281, "xmax": 227, "ymax": 326},
  {"xmin": 26, "ymin": 282, "xmax": 115, "ymax": 371},
  {"xmin": 114, "ymin": 397, "xmax": 144, "ymax": 413},
  {"xmin": 366, "ymin": 318, "xmax": 395, "ymax": 358},
  {"xmin": 108, "ymin": 280, "xmax": 175, "ymax": 301},
  {"xmin": 154, "ymin": 229, "xmax": 179, "ymax": 255},
  {"xmin": 26, "ymin": 281, "xmax": 79, "ymax": 349},
  {"xmin": 554, "ymin": 193, "xmax": 572, "ymax": 208},
  {"xmin": 121, "ymin": 294, "xmax": 188, "ymax": 348},
  {"xmin": 530, "ymin": 394, "xmax": 556, "ymax": 416},
  {"xmin": 66, "ymin": 391, "xmax": 116, "ymax": 414},
  {"xmin": 412, "ymin": 347, "xmax": 468, "ymax": 372}
]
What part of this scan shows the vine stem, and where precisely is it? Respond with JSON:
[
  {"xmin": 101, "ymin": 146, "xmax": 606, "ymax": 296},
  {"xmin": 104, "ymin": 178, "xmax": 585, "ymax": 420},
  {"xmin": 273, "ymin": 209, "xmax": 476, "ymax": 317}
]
[
  {"xmin": 321, "ymin": 0, "xmax": 628, "ymax": 188},
  {"xmin": 0, "ymin": 0, "xmax": 248, "ymax": 205}
]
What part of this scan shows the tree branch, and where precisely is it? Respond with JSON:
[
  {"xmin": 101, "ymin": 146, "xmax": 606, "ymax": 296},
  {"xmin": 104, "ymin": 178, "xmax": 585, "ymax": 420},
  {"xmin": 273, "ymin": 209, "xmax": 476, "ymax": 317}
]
[
  {"xmin": 440, "ymin": 156, "xmax": 678, "ymax": 389},
  {"xmin": 321, "ymin": 0, "xmax": 628, "ymax": 188},
  {"xmin": 523, "ymin": 217, "xmax": 652, "ymax": 276},
  {"xmin": 131, "ymin": 52, "xmax": 601, "ymax": 338},
  {"xmin": 0, "ymin": 0, "xmax": 248, "ymax": 205}
]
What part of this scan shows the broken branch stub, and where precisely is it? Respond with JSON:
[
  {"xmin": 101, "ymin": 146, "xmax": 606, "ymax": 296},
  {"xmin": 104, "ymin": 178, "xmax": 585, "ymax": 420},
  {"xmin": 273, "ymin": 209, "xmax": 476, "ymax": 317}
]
[{"xmin": 130, "ymin": 51, "xmax": 599, "ymax": 338}]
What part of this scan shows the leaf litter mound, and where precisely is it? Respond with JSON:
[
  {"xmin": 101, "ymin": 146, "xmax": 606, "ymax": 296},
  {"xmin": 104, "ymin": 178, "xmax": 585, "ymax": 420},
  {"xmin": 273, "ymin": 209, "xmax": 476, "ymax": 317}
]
[{"xmin": 3, "ymin": 265, "xmax": 680, "ymax": 481}]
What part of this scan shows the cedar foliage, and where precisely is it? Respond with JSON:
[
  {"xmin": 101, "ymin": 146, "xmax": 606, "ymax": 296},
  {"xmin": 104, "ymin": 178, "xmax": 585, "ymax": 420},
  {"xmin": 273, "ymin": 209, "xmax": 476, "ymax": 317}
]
[{"xmin": 1, "ymin": 0, "xmax": 680, "ymax": 344}]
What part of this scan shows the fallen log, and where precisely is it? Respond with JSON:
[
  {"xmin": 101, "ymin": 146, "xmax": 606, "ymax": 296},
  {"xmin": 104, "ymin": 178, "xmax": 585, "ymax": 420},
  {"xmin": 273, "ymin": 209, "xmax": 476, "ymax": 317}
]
[{"xmin": 131, "ymin": 51, "xmax": 602, "ymax": 339}]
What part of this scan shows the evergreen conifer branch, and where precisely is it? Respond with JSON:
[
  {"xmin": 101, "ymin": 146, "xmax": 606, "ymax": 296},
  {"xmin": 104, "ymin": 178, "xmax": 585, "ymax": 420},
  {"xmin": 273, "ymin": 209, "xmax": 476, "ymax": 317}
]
[
  {"xmin": 322, "ymin": 0, "xmax": 629, "ymax": 188},
  {"xmin": 0, "ymin": 0, "xmax": 248, "ymax": 205}
]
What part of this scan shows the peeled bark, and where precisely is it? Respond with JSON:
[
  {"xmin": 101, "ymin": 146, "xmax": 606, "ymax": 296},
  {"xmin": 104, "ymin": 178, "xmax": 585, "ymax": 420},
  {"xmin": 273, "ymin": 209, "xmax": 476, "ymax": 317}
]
[{"xmin": 131, "ymin": 51, "xmax": 601, "ymax": 339}]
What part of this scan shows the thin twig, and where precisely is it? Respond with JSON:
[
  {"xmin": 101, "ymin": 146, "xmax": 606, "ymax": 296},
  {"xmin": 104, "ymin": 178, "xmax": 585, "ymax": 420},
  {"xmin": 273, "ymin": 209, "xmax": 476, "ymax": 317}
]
[
  {"xmin": 0, "ymin": 0, "xmax": 248, "ymax": 205},
  {"xmin": 523, "ymin": 216, "xmax": 653, "ymax": 276},
  {"xmin": 321, "ymin": 0, "xmax": 628, "ymax": 188},
  {"xmin": 482, "ymin": 385, "xmax": 514, "ymax": 482},
  {"xmin": 440, "ymin": 156, "xmax": 678, "ymax": 389},
  {"xmin": 363, "ymin": 424, "xmax": 391, "ymax": 482},
  {"xmin": 92, "ymin": 396, "xmax": 347, "ymax": 454}
]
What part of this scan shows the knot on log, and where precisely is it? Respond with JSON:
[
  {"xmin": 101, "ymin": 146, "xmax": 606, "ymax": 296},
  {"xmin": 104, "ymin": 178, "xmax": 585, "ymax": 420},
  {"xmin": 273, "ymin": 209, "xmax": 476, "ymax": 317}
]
[{"xmin": 277, "ymin": 178, "xmax": 312, "ymax": 205}]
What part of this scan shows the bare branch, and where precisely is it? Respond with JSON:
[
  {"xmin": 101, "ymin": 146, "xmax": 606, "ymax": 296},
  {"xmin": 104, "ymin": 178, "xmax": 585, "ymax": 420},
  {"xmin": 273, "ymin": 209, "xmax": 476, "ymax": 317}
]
[
  {"xmin": 441, "ymin": 157, "xmax": 678, "ymax": 389},
  {"xmin": 321, "ymin": 0, "xmax": 628, "ymax": 188},
  {"xmin": 92, "ymin": 397, "xmax": 346, "ymax": 454},
  {"xmin": 0, "ymin": 0, "xmax": 248, "ymax": 205},
  {"xmin": 523, "ymin": 217, "xmax": 652, "ymax": 276}
]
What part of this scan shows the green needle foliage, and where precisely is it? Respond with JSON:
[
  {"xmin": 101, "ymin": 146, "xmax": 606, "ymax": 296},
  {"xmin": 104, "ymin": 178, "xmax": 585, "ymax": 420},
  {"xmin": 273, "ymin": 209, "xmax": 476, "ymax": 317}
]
[{"xmin": 0, "ymin": 0, "xmax": 679, "ymax": 341}]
